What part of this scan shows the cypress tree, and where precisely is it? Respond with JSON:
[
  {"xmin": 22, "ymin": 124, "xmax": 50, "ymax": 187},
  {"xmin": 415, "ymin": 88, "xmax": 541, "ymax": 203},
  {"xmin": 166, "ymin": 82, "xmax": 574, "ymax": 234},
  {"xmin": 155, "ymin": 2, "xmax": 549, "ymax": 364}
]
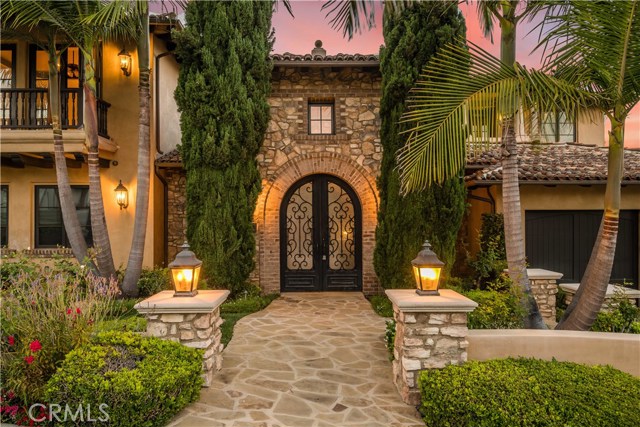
[
  {"xmin": 374, "ymin": 1, "xmax": 467, "ymax": 289},
  {"xmin": 174, "ymin": 1, "xmax": 273, "ymax": 294}
]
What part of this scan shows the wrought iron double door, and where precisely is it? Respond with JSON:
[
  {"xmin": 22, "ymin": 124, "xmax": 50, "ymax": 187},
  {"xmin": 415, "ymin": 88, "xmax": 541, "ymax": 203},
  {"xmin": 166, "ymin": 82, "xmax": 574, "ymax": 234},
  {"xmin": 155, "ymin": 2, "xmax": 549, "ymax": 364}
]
[{"xmin": 280, "ymin": 175, "xmax": 362, "ymax": 292}]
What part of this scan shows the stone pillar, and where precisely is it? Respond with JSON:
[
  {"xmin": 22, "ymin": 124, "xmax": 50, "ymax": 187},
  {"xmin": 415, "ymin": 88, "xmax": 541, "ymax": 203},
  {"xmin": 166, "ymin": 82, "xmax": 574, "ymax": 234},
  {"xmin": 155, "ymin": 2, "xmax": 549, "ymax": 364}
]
[
  {"xmin": 386, "ymin": 289, "xmax": 478, "ymax": 406},
  {"xmin": 527, "ymin": 269, "xmax": 562, "ymax": 327},
  {"xmin": 135, "ymin": 290, "xmax": 229, "ymax": 387}
]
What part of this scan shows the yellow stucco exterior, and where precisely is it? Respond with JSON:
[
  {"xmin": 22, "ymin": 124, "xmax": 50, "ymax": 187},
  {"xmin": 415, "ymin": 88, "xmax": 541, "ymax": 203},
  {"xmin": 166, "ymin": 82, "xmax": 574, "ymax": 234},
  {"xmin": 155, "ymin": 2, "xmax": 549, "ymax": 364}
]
[{"xmin": 1, "ymin": 32, "xmax": 180, "ymax": 269}]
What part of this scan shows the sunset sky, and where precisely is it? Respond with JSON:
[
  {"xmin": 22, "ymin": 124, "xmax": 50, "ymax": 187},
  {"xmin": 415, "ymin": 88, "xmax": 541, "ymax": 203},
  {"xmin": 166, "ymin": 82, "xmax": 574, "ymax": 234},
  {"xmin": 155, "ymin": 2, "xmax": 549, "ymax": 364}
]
[{"xmin": 271, "ymin": 0, "xmax": 639, "ymax": 148}]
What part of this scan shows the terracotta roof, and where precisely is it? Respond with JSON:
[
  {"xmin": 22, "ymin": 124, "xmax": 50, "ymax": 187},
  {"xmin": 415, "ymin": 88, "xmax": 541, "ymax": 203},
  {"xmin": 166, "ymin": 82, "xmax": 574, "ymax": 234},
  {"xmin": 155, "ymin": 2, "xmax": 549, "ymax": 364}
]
[
  {"xmin": 271, "ymin": 52, "xmax": 379, "ymax": 65},
  {"xmin": 270, "ymin": 40, "xmax": 378, "ymax": 66},
  {"xmin": 156, "ymin": 149, "xmax": 182, "ymax": 166},
  {"xmin": 467, "ymin": 143, "xmax": 640, "ymax": 184}
]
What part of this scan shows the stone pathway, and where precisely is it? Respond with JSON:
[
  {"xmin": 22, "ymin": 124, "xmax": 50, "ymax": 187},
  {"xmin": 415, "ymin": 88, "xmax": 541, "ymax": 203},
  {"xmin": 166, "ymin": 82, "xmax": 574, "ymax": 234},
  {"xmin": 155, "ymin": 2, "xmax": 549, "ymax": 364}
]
[{"xmin": 168, "ymin": 292, "xmax": 423, "ymax": 427}]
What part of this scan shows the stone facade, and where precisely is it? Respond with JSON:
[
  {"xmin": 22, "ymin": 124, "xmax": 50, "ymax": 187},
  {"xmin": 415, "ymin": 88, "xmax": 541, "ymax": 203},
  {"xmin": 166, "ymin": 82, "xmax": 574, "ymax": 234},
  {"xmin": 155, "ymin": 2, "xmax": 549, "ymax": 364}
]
[
  {"xmin": 135, "ymin": 290, "xmax": 229, "ymax": 387},
  {"xmin": 386, "ymin": 289, "xmax": 477, "ymax": 406},
  {"xmin": 162, "ymin": 59, "xmax": 383, "ymax": 295},
  {"xmin": 527, "ymin": 269, "xmax": 562, "ymax": 327},
  {"xmin": 165, "ymin": 169, "xmax": 187, "ymax": 263}
]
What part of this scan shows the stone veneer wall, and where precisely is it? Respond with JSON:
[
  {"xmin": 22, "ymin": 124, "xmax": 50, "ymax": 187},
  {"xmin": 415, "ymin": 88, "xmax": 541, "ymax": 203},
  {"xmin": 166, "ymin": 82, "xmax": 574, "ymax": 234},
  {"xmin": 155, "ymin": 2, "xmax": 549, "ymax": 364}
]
[
  {"xmin": 530, "ymin": 278, "xmax": 558, "ymax": 326},
  {"xmin": 145, "ymin": 309, "xmax": 223, "ymax": 387},
  {"xmin": 162, "ymin": 65, "xmax": 383, "ymax": 295},
  {"xmin": 392, "ymin": 308, "xmax": 469, "ymax": 406},
  {"xmin": 254, "ymin": 65, "xmax": 383, "ymax": 295},
  {"xmin": 165, "ymin": 169, "xmax": 187, "ymax": 263}
]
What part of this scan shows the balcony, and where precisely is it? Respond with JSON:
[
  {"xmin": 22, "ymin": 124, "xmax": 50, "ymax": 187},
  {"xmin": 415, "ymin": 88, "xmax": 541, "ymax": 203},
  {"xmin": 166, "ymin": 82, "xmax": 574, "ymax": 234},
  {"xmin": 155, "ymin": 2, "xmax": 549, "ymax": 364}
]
[{"xmin": 1, "ymin": 88, "xmax": 110, "ymax": 139}]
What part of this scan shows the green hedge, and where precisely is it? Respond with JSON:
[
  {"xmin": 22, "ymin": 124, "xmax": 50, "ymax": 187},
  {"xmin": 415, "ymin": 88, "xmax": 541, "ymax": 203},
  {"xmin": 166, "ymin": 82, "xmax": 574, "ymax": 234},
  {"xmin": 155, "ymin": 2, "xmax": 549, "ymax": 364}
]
[
  {"xmin": 45, "ymin": 332, "xmax": 202, "ymax": 427},
  {"xmin": 418, "ymin": 358, "xmax": 640, "ymax": 427},
  {"xmin": 464, "ymin": 289, "xmax": 525, "ymax": 329}
]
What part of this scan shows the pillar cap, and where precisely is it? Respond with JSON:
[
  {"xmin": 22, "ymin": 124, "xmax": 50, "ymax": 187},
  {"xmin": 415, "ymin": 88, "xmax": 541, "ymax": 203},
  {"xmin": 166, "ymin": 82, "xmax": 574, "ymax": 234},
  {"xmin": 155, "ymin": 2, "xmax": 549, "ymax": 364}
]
[
  {"xmin": 135, "ymin": 290, "xmax": 230, "ymax": 314},
  {"xmin": 385, "ymin": 289, "xmax": 478, "ymax": 313}
]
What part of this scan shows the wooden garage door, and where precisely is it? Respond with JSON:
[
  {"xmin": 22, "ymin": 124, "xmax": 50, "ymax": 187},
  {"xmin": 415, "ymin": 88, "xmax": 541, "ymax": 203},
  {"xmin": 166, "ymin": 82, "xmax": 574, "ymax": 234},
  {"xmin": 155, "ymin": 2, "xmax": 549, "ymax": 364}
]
[{"xmin": 525, "ymin": 210, "xmax": 639, "ymax": 286}]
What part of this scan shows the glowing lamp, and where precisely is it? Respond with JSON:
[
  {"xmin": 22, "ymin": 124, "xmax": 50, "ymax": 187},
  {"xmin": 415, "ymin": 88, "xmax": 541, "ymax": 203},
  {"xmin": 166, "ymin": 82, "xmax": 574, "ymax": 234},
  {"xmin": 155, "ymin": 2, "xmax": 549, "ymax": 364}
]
[
  {"xmin": 169, "ymin": 242, "xmax": 202, "ymax": 297},
  {"xmin": 118, "ymin": 48, "xmax": 132, "ymax": 77},
  {"xmin": 412, "ymin": 240, "xmax": 444, "ymax": 296},
  {"xmin": 114, "ymin": 180, "xmax": 128, "ymax": 210}
]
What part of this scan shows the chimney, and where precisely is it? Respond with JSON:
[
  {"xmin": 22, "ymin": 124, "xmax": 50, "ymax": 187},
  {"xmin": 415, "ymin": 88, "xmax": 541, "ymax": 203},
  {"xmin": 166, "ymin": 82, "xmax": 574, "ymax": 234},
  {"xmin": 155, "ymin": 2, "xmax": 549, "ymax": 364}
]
[{"xmin": 312, "ymin": 40, "xmax": 326, "ymax": 56}]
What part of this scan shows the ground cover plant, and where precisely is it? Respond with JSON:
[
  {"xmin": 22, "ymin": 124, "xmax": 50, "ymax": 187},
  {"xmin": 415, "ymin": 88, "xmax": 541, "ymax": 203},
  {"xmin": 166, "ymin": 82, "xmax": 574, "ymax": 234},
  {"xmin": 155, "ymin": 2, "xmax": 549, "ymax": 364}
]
[
  {"xmin": 45, "ymin": 332, "xmax": 202, "ymax": 427},
  {"xmin": 418, "ymin": 358, "xmax": 640, "ymax": 427}
]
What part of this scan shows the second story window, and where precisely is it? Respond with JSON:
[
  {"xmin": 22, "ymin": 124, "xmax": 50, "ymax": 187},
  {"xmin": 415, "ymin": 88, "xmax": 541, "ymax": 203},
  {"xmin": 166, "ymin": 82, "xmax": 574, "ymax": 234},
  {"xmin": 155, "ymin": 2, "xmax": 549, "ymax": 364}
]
[
  {"xmin": 35, "ymin": 185, "xmax": 92, "ymax": 248},
  {"xmin": 309, "ymin": 102, "xmax": 334, "ymax": 135},
  {"xmin": 1, "ymin": 44, "xmax": 16, "ymax": 89},
  {"xmin": 539, "ymin": 111, "xmax": 575, "ymax": 143}
]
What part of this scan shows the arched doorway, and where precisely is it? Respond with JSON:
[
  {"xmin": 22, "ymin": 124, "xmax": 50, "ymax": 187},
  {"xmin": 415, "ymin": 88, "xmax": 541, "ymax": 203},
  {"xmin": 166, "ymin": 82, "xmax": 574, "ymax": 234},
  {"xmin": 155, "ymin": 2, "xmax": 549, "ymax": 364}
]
[{"xmin": 280, "ymin": 174, "xmax": 362, "ymax": 292}]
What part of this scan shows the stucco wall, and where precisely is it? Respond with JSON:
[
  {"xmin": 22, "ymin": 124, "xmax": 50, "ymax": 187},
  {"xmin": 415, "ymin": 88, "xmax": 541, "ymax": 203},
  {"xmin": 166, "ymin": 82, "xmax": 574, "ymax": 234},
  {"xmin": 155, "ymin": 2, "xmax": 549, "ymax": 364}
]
[
  {"xmin": 0, "ymin": 37, "xmax": 171, "ymax": 269},
  {"xmin": 467, "ymin": 184, "xmax": 640, "ymax": 257},
  {"xmin": 468, "ymin": 329, "xmax": 640, "ymax": 377}
]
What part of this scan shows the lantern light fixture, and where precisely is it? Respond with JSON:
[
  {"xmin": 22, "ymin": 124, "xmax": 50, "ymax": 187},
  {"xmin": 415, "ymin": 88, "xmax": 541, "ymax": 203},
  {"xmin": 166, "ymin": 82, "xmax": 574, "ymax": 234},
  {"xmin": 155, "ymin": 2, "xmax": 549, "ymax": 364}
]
[
  {"xmin": 168, "ymin": 242, "xmax": 202, "ymax": 297},
  {"xmin": 114, "ymin": 180, "xmax": 129, "ymax": 210},
  {"xmin": 118, "ymin": 48, "xmax": 132, "ymax": 77},
  {"xmin": 412, "ymin": 240, "xmax": 444, "ymax": 296}
]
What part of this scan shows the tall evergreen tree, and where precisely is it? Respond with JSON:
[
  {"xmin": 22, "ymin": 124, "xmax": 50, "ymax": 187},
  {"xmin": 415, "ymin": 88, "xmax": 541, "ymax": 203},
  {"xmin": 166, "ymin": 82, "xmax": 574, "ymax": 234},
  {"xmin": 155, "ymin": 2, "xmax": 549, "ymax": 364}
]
[
  {"xmin": 174, "ymin": 1, "xmax": 273, "ymax": 294},
  {"xmin": 374, "ymin": 1, "xmax": 467, "ymax": 289}
]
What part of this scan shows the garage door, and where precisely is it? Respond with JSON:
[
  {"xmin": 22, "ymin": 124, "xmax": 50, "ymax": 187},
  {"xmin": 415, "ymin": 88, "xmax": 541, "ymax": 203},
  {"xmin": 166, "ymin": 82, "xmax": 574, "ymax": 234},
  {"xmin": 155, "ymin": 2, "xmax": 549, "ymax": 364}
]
[{"xmin": 525, "ymin": 210, "xmax": 639, "ymax": 286}]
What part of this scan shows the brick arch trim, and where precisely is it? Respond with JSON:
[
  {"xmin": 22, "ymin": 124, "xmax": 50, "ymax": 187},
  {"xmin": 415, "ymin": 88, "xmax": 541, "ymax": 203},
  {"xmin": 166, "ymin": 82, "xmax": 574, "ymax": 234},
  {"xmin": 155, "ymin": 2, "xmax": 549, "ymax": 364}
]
[{"xmin": 255, "ymin": 152, "xmax": 380, "ymax": 295}]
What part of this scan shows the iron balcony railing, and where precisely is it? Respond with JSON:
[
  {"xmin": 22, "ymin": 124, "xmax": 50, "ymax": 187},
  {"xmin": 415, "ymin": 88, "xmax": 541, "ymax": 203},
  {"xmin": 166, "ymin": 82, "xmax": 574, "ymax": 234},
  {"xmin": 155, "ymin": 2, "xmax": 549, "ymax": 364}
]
[{"xmin": 0, "ymin": 88, "xmax": 110, "ymax": 138}]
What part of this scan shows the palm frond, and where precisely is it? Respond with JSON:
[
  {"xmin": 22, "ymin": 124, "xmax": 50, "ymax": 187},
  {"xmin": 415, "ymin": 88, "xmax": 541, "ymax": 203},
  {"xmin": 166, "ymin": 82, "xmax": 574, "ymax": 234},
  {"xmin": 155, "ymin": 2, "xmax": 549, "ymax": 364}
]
[
  {"xmin": 321, "ymin": 0, "xmax": 376, "ymax": 40},
  {"xmin": 397, "ymin": 41, "xmax": 601, "ymax": 193},
  {"xmin": 538, "ymin": 0, "xmax": 640, "ymax": 115},
  {"xmin": 475, "ymin": 0, "xmax": 501, "ymax": 43}
]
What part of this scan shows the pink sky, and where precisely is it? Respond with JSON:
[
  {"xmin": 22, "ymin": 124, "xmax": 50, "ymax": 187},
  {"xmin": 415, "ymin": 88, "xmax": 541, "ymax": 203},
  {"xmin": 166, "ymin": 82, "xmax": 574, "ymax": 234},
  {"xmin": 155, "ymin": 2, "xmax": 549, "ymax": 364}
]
[{"xmin": 272, "ymin": 0, "xmax": 639, "ymax": 148}]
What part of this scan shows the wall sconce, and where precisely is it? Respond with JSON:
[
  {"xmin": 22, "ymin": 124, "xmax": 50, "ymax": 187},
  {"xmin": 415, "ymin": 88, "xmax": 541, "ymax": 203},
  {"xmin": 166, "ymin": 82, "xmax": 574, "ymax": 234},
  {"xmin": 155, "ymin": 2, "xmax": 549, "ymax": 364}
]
[
  {"xmin": 118, "ymin": 48, "xmax": 132, "ymax": 77},
  {"xmin": 114, "ymin": 180, "xmax": 129, "ymax": 210}
]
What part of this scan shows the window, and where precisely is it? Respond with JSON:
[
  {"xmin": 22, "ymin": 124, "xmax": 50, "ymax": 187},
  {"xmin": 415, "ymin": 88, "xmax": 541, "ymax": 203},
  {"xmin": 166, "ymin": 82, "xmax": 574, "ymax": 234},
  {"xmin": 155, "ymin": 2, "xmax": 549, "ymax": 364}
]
[
  {"xmin": 309, "ymin": 103, "xmax": 334, "ymax": 135},
  {"xmin": 539, "ymin": 111, "xmax": 575, "ymax": 143},
  {"xmin": 35, "ymin": 186, "xmax": 92, "ymax": 248},
  {"xmin": 1, "ymin": 44, "xmax": 16, "ymax": 89},
  {"xmin": 1, "ymin": 186, "xmax": 8, "ymax": 247},
  {"xmin": 1, "ymin": 44, "xmax": 16, "ymax": 125},
  {"xmin": 29, "ymin": 45, "xmax": 83, "ymax": 126}
]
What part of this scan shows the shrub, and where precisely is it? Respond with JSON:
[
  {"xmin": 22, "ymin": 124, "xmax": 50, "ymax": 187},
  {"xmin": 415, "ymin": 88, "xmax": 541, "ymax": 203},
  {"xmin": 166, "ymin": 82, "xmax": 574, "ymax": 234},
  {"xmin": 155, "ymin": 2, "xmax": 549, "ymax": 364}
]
[
  {"xmin": 591, "ymin": 290, "xmax": 640, "ymax": 333},
  {"xmin": 0, "ymin": 254, "xmax": 40, "ymax": 287},
  {"xmin": 137, "ymin": 268, "xmax": 171, "ymax": 297},
  {"xmin": 45, "ymin": 332, "xmax": 203, "ymax": 427},
  {"xmin": 470, "ymin": 213, "xmax": 508, "ymax": 288},
  {"xmin": 385, "ymin": 320, "xmax": 396, "ymax": 361},
  {"xmin": 464, "ymin": 288, "xmax": 525, "ymax": 329},
  {"xmin": 418, "ymin": 358, "xmax": 640, "ymax": 427},
  {"xmin": 1, "ymin": 270, "xmax": 119, "ymax": 403},
  {"xmin": 368, "ymin": 295, "xmax": 394, "ymax": 318}
]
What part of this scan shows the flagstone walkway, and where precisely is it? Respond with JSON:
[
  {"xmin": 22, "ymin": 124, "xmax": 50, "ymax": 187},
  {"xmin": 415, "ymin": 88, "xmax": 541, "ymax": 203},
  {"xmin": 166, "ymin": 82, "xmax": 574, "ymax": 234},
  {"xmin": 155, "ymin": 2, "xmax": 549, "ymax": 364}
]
[{"xmin": 168, "ymin": 292, "xmax": 423, "ymax": 427}]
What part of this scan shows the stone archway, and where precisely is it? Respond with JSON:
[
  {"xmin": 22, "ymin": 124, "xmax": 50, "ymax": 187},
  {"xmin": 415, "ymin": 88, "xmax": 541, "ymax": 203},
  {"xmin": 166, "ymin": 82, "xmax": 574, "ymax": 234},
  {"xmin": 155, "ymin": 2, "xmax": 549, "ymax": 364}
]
[{"xmin": 254, "ymin": 152, "xmax": 380, "ymax": 295}]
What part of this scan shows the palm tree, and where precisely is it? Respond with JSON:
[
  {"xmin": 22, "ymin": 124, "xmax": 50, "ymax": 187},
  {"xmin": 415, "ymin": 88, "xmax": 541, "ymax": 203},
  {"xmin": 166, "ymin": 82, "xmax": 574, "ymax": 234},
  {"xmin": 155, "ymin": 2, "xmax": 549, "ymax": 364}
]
[
  {"xmin": 1, "ymin": 2, "xmax": 90, "ymax": 265},
  {"xmin": 539, "ymin": 0, "xmax": 640, "ymax": 330},
  {"xmin": 317, "ymin": 0, "xmax": 548, "ymax": 327},
  {"xmin": 29, "ymin": 0, "xmax": 119, "ymax": 278}
]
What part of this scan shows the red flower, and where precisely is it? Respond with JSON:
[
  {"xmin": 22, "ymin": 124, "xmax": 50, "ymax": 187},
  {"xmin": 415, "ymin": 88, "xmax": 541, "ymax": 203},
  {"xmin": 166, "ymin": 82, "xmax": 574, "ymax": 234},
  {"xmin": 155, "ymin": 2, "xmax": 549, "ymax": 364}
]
[
  {"xmin": 7, "ymin": 336, "xmax": 15, "ymax": 346},
  {"xmin": 28, "ymin": 340, "xmax": 42, "ymax": 352},
  {"xmin": 76, "ymin": 307, "xmax": 81, "ymax": 314},
  {"xmin": 66, "ymin": 308, "xmax": 72, "ymax": 315},
  {"xmin": 24, "ymin": 356, "xmax": 34, "ymax": 365}
]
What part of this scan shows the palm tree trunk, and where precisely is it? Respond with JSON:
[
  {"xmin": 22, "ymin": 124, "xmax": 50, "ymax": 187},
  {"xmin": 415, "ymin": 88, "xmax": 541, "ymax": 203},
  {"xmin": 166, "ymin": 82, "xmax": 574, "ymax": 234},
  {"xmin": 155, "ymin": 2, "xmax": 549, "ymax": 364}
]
[
  {"xmin": 122, "ymin": 12, "xmax": 151, "ymax": 297},
  {"xmin": 557, "ymin": 117, "xmax": 623, "ymax": 330},
  {"xmin": 84, "ymin": 60, "xmax": 116, "ymax": 278},
  {"xmin": 48, "ymin": 50, "xmax": 89, "ymax": 263},
  {"xmin": 501, "ymin": 116, "xmax": 546, "ymax": 329}
]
